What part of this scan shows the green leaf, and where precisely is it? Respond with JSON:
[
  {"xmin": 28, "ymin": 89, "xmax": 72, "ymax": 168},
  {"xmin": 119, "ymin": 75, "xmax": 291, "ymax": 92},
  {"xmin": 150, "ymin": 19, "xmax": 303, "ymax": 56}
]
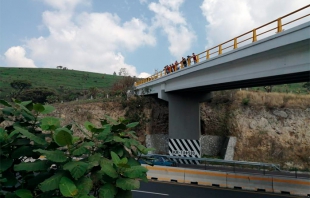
[
  {"xmin": 76, "ymin": 177, "xmax": 93, "ymax": 195},
  {"xmin": 113, "ymin": 136, "xmax": 125, "ymax": 143},
  {"xmin": 88, "ymin": 153, "xmax": 102, "ymax": 167},
  {"xmin": 15, "ymin": 189, "xmax": 33, "ymax": 198},
  {"xmin": 41, "ymin": 105, "xmax": 55, "ymax": 114},
  {"xmin": 14, "ymin": 161, "xmax": 49, "ymax": 172},
  {"xmin": 0, "ymin": 158, "xmax": 13, "ymax": 172},
  {"xmin": 59, "ymin": 177, "xmax": 79, "ymax": 197},
  {"xmin": 99, "ymin": 183, "xmax": 117, "ymax": 198},
  {"xmin": 0, "ymin": 100, "xmax": 12, "ymax": 107},
  {"xmin": 27, "ymin": 172, "xmax": 52, "ymax": 190},
  {"xmin": 21, "ymin": 111, "xmax": 35, "ymax": 121},
  {"xmin": 2, "ymin": 107, "xmax": 14, "ymax": 115},
  {"xmin": 0, "ymin": 128, "xmax": 8, "ymax": 143},
  {"xmin": 123, "ymin": 166, "xmax": 148, "ymax": 179},
  {"xmin": 34, "ymin": 149, "xmax": 67, "ymax": 163},
  {"xmin": 111, "ymin": 151, "xmax": 120, "ymax": 165},
  {"xmin": 39, "ymin": 172, "xmax": 65, "ymax": 192},
  {"xmin": 40, "ymin": 117, "xmax": 60, "ymax": 130},
  {"xmin": 11, "ymin": 146, "xmax": 39, "ymax": 159},
  {"xmin": 127, "ymin": 158, "xmax": 140, "ymax": 167},
  {"xmin": 72, "ymin": 147, "xmax": 88, "ymax": 156},
  {"xmin": 126, "ymin": 122, "xmax": 139, "ymax": 128},
  {"xmin": 13, "ymin": 126, "xmax": 46, "ymax": 145},
  {"xmin": 119, "ymin": 157, "xmax": 128, "ymax": 165},
  {"xmin": 100, "ymin": 161, "xmax": 118, "ymax": 178},
  {"xmin": 116, "ymin": 178, "xmax": 139, "ymax": 190},
  {"xmin": 33, "ymin": 104, "xmax": 45, "ymax": 113},
  {"xmin": 84, "ymin": 121, "xmax": 94, "ymax": 131},
  {"xmin": 54, "ymin": 128, "xmax": 72, "ymax": 146},
  {"xmin": 72, "ymin": 142, "xmax": 95, "ymax": 156},
  {"xmin": 63, "ymin": 161, "xmax": 88, "ymax": 180}
]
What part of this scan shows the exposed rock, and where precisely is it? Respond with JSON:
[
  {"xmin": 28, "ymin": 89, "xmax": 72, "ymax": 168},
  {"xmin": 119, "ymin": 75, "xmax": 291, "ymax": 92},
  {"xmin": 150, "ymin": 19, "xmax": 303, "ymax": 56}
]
[{"xmin": 273, "ymin": 110, "xmax": 288, "ymax": 118}]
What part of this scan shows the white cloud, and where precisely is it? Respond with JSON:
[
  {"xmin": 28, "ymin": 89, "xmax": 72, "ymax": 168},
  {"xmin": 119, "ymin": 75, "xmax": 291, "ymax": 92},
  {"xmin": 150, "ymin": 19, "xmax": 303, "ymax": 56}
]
[
  {"xmin": 149, "ymin": 0, "xmax": 196, "ymax": 58},
  {"xmin": 4, "ymin": 46, "xmax": 37, "ymax": 68},
  {"xmin": 139, "ymin": 0, "xmax": 148, "ymax": 4},
  {"xmin": 200, "ymin": 0, "xmax": 310, "ymax": 49},
  {"xmin": 138, "ymin": 72, "xmax": 151, "ymax": 78},
  {"xmin": 22, "ymin": 2, "xmax": 156, "ymax": 76},
  {"xmin": 43, "ymin": 0, "xmax": 91, "ymax": 12}
]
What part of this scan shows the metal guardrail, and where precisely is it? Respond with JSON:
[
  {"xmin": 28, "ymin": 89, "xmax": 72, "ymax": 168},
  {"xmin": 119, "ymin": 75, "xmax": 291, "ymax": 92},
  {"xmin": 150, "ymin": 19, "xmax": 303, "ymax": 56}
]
[
  {"xmin": 142, "ymin": 154, "xmax": 281, "ymax": 171},
  {"xmin": 135, "ymin": 4, "xmax": 310, "ymax": 87}
]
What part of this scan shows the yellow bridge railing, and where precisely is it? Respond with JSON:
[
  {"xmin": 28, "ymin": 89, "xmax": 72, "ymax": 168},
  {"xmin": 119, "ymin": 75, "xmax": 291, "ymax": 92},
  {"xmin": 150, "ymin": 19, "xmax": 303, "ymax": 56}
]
[{"xmin": 135, "ymin": 5, "xmax": 310, "ymax": 87}]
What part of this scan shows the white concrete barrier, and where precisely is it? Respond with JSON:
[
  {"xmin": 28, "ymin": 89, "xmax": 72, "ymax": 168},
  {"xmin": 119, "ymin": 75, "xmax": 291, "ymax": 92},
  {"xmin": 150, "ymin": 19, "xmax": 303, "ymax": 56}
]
[
  {"xmin": 272, "ymin": 177, "xmax": 310, "ymax": 196},
  {"xmin": 143, "ymin": 165, "xmax": 185, "ymax": 183},
  {"xmin": 226, "ymin": 173, "xmax": 273, "ymax": 192},
  {"xmin": 183, "ymin": 168, "xmax": 227, "ymax": 187}
]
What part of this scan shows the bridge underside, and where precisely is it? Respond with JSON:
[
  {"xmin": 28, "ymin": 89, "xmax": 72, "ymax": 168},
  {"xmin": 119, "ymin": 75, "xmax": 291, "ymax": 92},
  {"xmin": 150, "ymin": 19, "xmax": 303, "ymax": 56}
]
[{"xmin": 177, "ymin": 71, "xmax": 309, "ymax": 93}]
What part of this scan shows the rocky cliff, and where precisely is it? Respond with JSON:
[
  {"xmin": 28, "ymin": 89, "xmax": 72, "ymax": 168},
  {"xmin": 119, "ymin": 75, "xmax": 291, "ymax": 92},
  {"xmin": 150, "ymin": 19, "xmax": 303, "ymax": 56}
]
[{"xmin": 50, "ymin": 91, "xmax": 310, "ymax": 169}]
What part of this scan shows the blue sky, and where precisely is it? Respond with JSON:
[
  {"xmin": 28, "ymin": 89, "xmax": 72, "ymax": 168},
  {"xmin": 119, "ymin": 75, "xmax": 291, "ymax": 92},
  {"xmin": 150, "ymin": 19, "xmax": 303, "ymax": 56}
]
[{"xmin": 0, "ymin": 0, "xmax": 309, "ymax": 77}]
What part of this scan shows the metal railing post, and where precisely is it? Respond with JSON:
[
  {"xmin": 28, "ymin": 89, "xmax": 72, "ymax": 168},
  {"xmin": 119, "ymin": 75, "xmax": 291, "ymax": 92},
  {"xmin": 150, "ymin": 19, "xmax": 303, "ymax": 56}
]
[
  {"xmin": 252, "ymin": 29, "xmax": 257, "ymax": 42},
  {"xmin": 206, "ymin": 50, "xmax": 210, "ymax": 59},
  {"xmin": 218, "ymin": 45, "xmax": 222, "ymax": 55},
  {"xmin": 233, "ymin": 38, "xmax": 238, "ymax": 49},
  {"xmin": 277, "ymin": 18, "xmax": 283, "ymax": 32}
]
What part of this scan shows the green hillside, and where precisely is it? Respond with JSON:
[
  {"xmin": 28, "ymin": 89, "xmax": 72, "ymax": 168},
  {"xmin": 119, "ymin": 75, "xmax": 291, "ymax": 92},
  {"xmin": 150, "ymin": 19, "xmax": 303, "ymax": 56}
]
[{"xmin": 0, "ymin": 67, "xmax": 123, "ymax": 98}]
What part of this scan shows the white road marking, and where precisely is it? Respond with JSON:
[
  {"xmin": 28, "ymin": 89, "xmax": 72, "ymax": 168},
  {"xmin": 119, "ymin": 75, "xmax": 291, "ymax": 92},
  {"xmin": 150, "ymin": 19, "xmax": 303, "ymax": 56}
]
[{"xmin": 132, "ymin": 190, "xmax": 169, "ymax": 196}]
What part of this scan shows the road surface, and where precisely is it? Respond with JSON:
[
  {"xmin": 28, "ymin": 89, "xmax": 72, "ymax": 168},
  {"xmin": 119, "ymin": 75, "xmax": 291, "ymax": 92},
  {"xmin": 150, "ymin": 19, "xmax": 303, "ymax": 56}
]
[{"xmin": 133, "ymin": 181, "xmax": 300, "ymax": 198}]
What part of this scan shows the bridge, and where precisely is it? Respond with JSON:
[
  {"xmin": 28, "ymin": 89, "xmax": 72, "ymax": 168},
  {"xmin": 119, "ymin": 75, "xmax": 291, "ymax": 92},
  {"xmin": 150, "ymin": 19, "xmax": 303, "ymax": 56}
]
[{"xmin": 134, "ymin": 6, "xmax": 310, "ymax": 140}]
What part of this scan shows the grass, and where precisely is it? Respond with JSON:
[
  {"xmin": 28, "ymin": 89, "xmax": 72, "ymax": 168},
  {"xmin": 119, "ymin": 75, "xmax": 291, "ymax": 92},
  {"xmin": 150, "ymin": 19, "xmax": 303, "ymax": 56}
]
[
  {"xmin": 235, "ymin": 90, "xmax": 310, "ymax": 108},
  {"xmin": 0, "ymin": 67, "xmax": 123, "ymax": 98}
]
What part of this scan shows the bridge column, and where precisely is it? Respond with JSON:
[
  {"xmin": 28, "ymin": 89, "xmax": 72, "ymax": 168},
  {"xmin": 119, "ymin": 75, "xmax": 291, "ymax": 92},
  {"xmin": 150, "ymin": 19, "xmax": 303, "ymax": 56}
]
[{"xmin": 165, "ymin": 92, "xmax": 211, "ymax": 140}]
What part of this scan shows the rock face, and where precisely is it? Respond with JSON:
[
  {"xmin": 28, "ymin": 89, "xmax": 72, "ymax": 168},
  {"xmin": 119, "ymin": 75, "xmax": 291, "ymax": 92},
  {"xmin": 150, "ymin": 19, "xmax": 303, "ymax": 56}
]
[
  {"xmin": 48, "ymin": 92, "xmax": 310, "ymax": 169},
  {"xmin": 200, "ymin": 91, "xmax": 310, "ymax": 169}
]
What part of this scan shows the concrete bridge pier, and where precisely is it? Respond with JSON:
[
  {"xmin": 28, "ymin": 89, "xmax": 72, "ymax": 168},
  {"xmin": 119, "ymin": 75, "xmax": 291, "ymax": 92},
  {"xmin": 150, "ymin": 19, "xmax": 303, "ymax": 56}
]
[{"xmin": 159, "ymin": 91, "xmax": 212, "ymax": 140}]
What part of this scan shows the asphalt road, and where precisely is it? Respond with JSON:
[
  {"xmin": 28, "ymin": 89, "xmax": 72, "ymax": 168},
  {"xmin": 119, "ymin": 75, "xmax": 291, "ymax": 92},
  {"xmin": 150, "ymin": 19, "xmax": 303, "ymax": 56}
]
[{"xmin": 133, "ymin": 181, "xmax": 301, "ymax": 198}]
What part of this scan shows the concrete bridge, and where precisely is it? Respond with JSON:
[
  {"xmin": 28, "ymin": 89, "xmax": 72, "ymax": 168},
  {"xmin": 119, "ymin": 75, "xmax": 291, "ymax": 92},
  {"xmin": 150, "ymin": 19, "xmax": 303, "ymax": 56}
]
[{"xmin": 135, "ymin": 8, "xmax": 310, "ymax": 140}]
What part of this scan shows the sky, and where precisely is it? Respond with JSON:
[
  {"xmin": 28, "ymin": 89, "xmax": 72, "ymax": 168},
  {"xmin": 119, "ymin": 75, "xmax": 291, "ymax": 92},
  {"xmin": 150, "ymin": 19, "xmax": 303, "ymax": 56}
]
[{"xmin": 0, "ymin": 0, "xmax": 309, "ymax": 77}]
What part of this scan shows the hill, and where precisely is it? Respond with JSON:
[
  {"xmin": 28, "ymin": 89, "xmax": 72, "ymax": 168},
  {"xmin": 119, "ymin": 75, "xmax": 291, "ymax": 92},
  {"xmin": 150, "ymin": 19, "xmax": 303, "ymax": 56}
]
[{"xmin": 0, "ymin": 67, "xmax": 123, "ymax": 98}]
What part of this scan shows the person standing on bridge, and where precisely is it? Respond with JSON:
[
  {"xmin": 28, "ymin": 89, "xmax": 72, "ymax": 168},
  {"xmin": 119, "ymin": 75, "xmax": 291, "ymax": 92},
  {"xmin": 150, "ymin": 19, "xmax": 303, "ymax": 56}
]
[
  {"xmin": 187, "ymin": 55, "xmax": 191, "ymax": 66},
  {"xmin": 182, "ymin": 57, "xmax": 187, "ymax": 67},
  {"xmin": 192, "ymin": 53, "xmax": 197, "ymax": 64},
  {"xmin": 174, "ymin": 60, "xmax": 179, "ymax": 71}
]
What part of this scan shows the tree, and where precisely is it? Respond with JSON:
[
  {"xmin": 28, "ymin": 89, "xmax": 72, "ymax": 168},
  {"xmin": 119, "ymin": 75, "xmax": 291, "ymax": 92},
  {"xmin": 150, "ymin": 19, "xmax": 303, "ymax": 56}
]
[
  {"xmin": 10, "ymin": 80, "xmax": 32, "ymax": 98},
  {"xmin": 89, "ymin": 87, "xmax": 99, "ymax": 98},
  {"xmin": 111, "ymin": 76, "xmax": 137, "ymax": 97},
  {"xmin": 113, "ymin": 71, "xmax": 117, "ymax": 75},
  {"xmin": 118, "ymin": 68, "xmax": 129, "ymax": 76},
  {"xmin": 19, "ymin": 87, "xmax": 57, "ymax": 103}
]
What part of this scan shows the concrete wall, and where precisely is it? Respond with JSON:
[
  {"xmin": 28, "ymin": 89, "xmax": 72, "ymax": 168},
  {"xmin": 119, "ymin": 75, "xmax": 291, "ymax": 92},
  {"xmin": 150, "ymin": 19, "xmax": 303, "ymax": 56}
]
[
  {"xmin": 200, "ymin": 135, "xmax": 225, "ymax": 156},
  {"xmin": 146, "ymin": 134, "xmax": 169, "ymax": 154},
  {"xmin": 146, "ymin": 134, "xmax": 235, "ymax": 159}
]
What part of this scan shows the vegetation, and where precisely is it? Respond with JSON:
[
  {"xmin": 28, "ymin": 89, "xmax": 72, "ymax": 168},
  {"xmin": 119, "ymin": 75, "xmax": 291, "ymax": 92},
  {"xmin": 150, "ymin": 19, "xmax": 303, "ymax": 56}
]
[
  {"xmin": 0, "ymin": 67, "xmax": 124, "ymax": 100},
  {"xmin": 0, "ymin": 99, "xmax": 152, "ymax": 197}
]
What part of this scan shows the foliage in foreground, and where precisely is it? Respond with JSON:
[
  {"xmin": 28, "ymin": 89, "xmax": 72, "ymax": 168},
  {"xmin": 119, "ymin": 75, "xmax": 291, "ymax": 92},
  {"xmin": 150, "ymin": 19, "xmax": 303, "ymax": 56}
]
[{"xmin": 0, "ymin": 99, "xmax": 152, "ymax": 198}]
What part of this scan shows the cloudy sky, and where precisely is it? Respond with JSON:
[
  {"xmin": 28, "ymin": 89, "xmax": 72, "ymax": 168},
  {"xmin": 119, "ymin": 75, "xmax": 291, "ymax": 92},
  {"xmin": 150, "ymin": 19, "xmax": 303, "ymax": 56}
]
[{"xmin": 0, "ymin": 0, "xmax": 309, "ymax": 77}]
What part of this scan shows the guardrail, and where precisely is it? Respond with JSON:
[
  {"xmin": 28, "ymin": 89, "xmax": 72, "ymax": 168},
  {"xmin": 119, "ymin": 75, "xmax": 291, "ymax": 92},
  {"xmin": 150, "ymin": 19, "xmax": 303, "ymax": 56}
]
[
  {"xmin": 142, "ymin": 154, "xmax": 281, "ymax": 171},
  {"xmin": 135, "ymin": 4, "xmax": 310, "ymax": 87}
]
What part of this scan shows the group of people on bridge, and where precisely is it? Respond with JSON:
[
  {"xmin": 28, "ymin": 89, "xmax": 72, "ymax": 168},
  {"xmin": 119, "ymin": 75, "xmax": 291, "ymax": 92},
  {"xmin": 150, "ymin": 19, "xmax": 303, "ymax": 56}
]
[{"xmin": 164, "ymin": 53, "xmax": 198, "ymax": 74}]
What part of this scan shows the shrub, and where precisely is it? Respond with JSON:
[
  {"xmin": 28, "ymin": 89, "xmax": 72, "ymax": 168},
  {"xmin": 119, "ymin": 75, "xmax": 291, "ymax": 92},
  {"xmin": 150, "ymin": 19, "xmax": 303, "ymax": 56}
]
[
  {"xmin": 19, "ymin": 87, "xmax": 56, "ymax": 103},
  {"xmin": 242, "ymin": 97, "xmax": 250, "ymax": 106},
  {"xmin": 0, "ymin": 99, "xmax": 152, "ymax": 197}
]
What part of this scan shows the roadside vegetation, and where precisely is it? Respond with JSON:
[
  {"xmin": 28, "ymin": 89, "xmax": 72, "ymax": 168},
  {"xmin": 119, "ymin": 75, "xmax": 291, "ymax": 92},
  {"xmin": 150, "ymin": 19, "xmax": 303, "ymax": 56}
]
[{"xmin": 0, "ymin": 99, "xmax": 152, "ymax": 197}]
